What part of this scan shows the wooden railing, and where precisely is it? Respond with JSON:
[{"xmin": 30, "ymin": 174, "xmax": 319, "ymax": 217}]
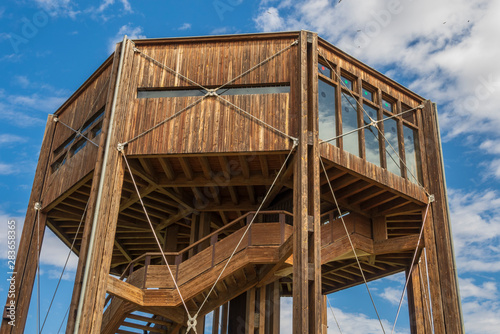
[{"xmin": 104, "ymin": 210, "xmax": 293, "ymax": 308}]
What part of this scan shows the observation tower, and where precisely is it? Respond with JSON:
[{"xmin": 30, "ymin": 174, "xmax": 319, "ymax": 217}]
[{"xmin": 2, "ymin": 31, "xmax": 463, "ymax": 334}]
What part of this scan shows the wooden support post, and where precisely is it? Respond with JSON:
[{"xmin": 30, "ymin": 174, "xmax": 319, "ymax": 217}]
[
  {"xmin": 293, "ymin": 30, "xmax": 323, "ymax": 334},
  {"xmin": 189, "ymin": 214, "xmax": 199, "ymax": 258},
  {"xmin": 199, "ymin": 212, "xmax": 211, "ymax": 253},
  {"xmin": 306, "ymin": 30, "xmax": 322, "ymax": 334},
  {"xmin": 212, "ymin": 307, "xmax": 220, "ymax": 334},
  {"xmin": 292, "ymin": 30, "xmax": 310, "ymax": 334},
  {"xmin": 420, "ymin": 100, "xmax": 464, "ymax": 333},
  {"xmin": 0, "ymin": 115, "xmax": 56, "ymax": 334},
  {"xmin": 321, "ymin": 296, "xmax": 328, "ymax": 334},
  {"xmin": 196, "ymin": 315, "xmax": 205, "ymax": 334},
  {"xmin": 65, "ymin": 40, "xmax": 122, "ymax": 334},
  {"xmin": 73, "ymin": 38, "xmax": 135, "ymax": 334},
  {"xmin": 258, "ymin": 287, "xmax": 266, "ymax": 334},
  {"xmin": 164, "ymin": 224, "xmax": 179, "ymax": 264},
  {"xmin": 272, "ymin": 281, "xmax": 280, "ymax": 334},
  {"xmin": 407, "ymin": 264, "xmax": 425, "ymax": 333},
  {"xmin": 246, "ymin": 288, "xmax": 256, "ymax": 334},
  {"xmin": 221, "ymin": 302, "xmax": 229, "ymax": 334}
]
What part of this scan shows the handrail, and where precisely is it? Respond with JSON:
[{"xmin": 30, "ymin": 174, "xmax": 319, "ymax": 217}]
[{"xmin": 118, "ymin": 210, "xmax": 293, "ymax": 280}]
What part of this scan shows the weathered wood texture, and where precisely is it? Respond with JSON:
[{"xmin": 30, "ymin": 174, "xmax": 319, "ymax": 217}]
[
  {"xmin": 0, "ymin": 115, "xmax": 56, "ymax": 334},
  {"xmin": 419, "ymin": 101, "xmax": 464, "ymax": 333},
  {"xmin": 76, "ymin": 38, "xmax": 136, "ymax": 334},
  {"xmin": 293, "ymin": 31, "xmax": 310, "ymax": 334},
  {"xmin": 125, "ymin": 36, "xmax": 298, "ymax": 155},
  {"xmin": 66, "ymin": 43, "xmax": 122, "ymax": 333},
  {"xmin": 42, "ymin": 61, "xmax": 113, "ymax": 208}
]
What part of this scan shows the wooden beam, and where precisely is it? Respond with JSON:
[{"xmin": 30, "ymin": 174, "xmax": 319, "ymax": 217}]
[{"xmin": 0, "ymin": 115, "xmax": 56, "ymax": 334}]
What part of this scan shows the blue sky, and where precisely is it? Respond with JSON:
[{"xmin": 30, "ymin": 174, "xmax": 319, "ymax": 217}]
[{"xmin": 1, "ymin": 0, "xmax": 499, "ymax": 333}]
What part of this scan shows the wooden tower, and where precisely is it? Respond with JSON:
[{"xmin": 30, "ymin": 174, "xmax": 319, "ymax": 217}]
[{"xmin": 1, "ymin": 31, "xmax": 463, "ymax": 333}]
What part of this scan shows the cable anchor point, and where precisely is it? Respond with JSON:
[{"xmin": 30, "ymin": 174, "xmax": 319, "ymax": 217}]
[
  {"xmin": 52, "ymin": 116, "xmax": 59, "ymax": 123},
  {"xmin": 186, "ymin": 315, "xmax": 198, "ymax": 333},
  {"xmin": 117, "ymin": 143, "xmax": 125, "ymax": 152},
  {"xmin": 428, "ymin": 194, "xmax": 435, "ymax": 203},
  {"xmin": 34, "ymin": 202, "xmax": 42, "ymax": 211}
]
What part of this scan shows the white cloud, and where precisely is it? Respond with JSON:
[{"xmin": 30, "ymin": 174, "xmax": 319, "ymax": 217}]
[
  {"xmin": 448, "ymin": 188, "xmax": 500, "ymax": 273},
  {"xmin": 253, "ymin": 0, "xmax": 500, "ymax": 146},
  {"xmin": 178, "ymin": 23, "xmax": 192, "ymax": 31},
  {"xmin": 379, "ymin": 286, "xmax": 404, "ymax": 306},
  {"xmin": 109, "ymin": 24, "xmax": 146, "ymax": 53},
  {"xmin": 462, "ymin": 299, "xmax": 500, "ymax": 334},
  {"xmin": 0, "ymin": 163, "xmax": 16, "ymax": 175},
  {"xmin": 35, "ymin": 0, "xmax": 80, "ymax": 18},
  {"xmin": 459, "ymin": 277, "xmax": 498, "ymax": 300},
  {"xmin": 0, "ymin": 134, "xmax": 27, "ymax": 145}
]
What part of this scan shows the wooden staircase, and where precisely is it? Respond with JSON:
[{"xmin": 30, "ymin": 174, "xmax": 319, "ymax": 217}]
[
  {"xmin": 101, "ymin": 210, "xmax": 422, "ymax": 333},
  {"xmin": 102, "ymin": 211, "xmax": 294, "ymax": 333}
]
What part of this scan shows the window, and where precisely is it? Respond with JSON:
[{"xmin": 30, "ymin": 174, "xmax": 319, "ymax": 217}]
[
  {"xmin": 341, "ymin": 75, "xmax": 354, "ymax": 91},
  {"xmin": 318, "ymin": 79, "xmax": 336, "ymax": 141},
  {"xmin": 363, "ymin": 104, "xmax": 380, "ymax": 166},
  {"xmin": 341, "ymin": 95, "xmax": 359, "ymax": 156},
  {"xmin": 362, "ymin": 87, "xmax": 374, "ymax": 102},
  {"xmin": 137, "ymin": 85, "xmax": 290, "ymax": 99},
  {"xmin": 383, "ymin": 116, "xmax": 401, "ymax": 176},
  {"xmin": 403, "ymin": 125, "xmax": 420, "ymax": 182},
  {"xmin": 51, "ymin": 106, "xmax": 105, "ymax": 173},
  {"xmin": 382, "ymin": 98, "xmax": 393, "ymax": 113},
  {"xmin": 318, "ymin": 63, "xmax": 331, "ymax": 77},
  {"xmin": 71, "ymin": 139, "xmax": 87, "ymax": 156}
]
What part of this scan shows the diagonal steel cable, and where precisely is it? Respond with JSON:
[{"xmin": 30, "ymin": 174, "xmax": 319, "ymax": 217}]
[
  {"xmin": 120, "ymin": 149, "xmax": 192, "ymax": 318},
  {"xmin": 193, "ymin": 142, "xmax": 298, "ymax": 321},
  {"xmin": 318, "ymin": 52, "xmax": 426, "ymax": 191},
  {"xmin": 390, "ymin": 200, "xmax": 432, "ymax": 334},
  {"xmin": 123, "ymin": 40, "xmax": 299, "ymax": 147},
  {"xmin": 320, "ymin": 158, "xmax": 387, "ymax": 334}
]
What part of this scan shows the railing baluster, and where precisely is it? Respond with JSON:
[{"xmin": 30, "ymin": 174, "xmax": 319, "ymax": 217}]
[
  {"xmin": 143, "ymin": 255, "xmax": 151, "ymax": 288},
  {"xmin": 280, "ymin": 213, "xmax": 285, "ymax": 244}
]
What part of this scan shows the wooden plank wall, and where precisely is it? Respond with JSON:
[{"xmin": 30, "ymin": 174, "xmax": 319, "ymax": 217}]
[
  {"xmin": 41, "ymin": 62, "xmax": 113, "ymax": 208},
  {"xmin": 125, "ymin": 37, "xmax": 299, "ymax": 155}
]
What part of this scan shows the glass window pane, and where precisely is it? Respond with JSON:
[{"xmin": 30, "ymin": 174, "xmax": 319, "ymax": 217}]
[
  {"xmin": 318, "ymin": 79, "xmax": 336, "ymax": 142},
  {"xmin": 383, "ymin": 116, "xmax": 401, "ymax": 176},
  {"xmin": 362, "ymin": 88, "xmax": 373, "ymax": 101},
  {"xmin": 341, "ymin": 95, "xmax": 359, "ymax": 156},
  {"xmin": 363, "ymin": 104, "xmax": 380, "ymax": 166},
  {"xmin": 341, "ymin": 76, "xmax": 353, "ymax": 90},
  {"xmin": 318, "ymin": 63, "xmax": 331, "ymax": 77},
  {"xmin": 403, "ymin": 125, "xmax": 420, "ymax": 183},
  {"xmin": 138, "ymin": 89, "xmax": 206, "ymax": 98},
  {"xmin": 216, "ymin": 86, "xmax": 290, "ymax": 96},
  {"xmin": 382, "ymin": 98, "xmax": 393, "ymax": 112}
]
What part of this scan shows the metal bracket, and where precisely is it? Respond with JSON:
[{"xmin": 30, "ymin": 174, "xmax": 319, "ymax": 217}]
[
  {"xmin": 428, "ymin": 194, "xmax": 435, "ymax": 203},
  {"xmin": 117, "ymin": 143, "xmax": 125, "ymax": 152},
  {"xmin": 34, "ymin": 202, "xmax": 42, "ymax": 211}
]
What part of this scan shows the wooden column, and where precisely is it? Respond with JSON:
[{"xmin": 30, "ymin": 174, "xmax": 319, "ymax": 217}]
[
  {"xmin": 221, "ymin": 302, "xmax": 229, "ymax": 334},
  {"xmin": 245, "ymin": 288, "xmax": 256, "ymax": 334},
  {"xmin": 65, "ymin": 41, "xmax": 122, "ymax": 334},
  {"xmin": 74, "ymin": 38, "xmax": 135, "ymax": 333},
  {"xmin": 420, "ymin": 100, "xmax": 464, "ymax": 333},
  {"xmin": 407, "ymin": 263, "xmax": 425, "ymax": 333},
  {"xmin": 0, "ymin": 115, "xmax": 56, "ymax": 334},
  {"xmin": 292, "ymin": 30, "xmax": 322, "ymax": 334},
  {"xmin": 212, "ymin": 307, "xmax": 220, "ymax": 334},
  {"xmin": 220, "ymin": 302, "xmax": 229, "ymax": 334}
]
